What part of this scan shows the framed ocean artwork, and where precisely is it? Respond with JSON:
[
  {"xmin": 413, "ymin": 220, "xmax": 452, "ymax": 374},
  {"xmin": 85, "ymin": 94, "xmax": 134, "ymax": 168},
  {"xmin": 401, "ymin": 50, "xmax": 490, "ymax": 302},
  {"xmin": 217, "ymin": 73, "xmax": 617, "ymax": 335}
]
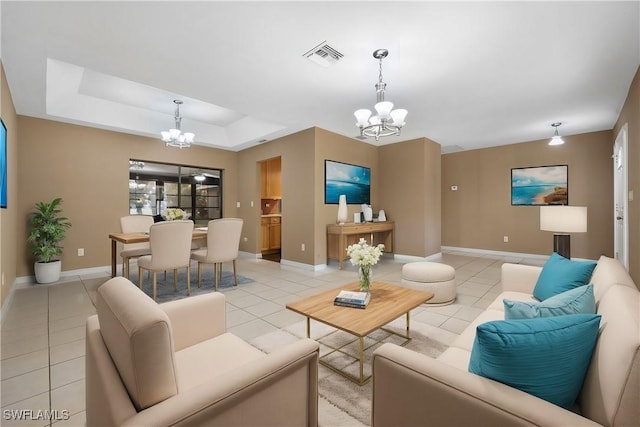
[
  {"xmin": 324, "ymin": 160, "xmax": 371, "ymax": 205},
  {"xmin": 0, "ymin": 119, "xmax": 6, "ymax": 208},
  {"xmin": 511, "ymin": 165, "xmax": 568, "ymax": 206}
]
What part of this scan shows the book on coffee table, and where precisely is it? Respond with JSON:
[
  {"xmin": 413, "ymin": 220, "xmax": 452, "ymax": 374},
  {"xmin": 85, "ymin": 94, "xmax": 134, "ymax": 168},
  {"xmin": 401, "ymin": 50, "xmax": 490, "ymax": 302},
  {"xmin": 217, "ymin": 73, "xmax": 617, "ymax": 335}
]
[{"xmin": 334, "ymin": 290, "xmax": 371, "ymax": 309}]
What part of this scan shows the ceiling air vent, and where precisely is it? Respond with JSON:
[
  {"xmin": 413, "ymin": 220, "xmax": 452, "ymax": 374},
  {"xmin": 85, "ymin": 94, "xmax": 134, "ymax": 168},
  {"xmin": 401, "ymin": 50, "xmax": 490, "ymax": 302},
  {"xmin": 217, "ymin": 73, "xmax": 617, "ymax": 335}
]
[{"xmin": 303, "ymin": 41, "xmax": 344, "ymax": 68}]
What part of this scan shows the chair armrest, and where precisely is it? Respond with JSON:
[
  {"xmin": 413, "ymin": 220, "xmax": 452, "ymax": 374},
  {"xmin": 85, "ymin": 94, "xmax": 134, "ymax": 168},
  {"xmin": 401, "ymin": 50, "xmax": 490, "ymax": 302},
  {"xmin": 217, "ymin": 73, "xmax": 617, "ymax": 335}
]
[
  {"xmin": 372, "ymin": 344, "xmax": 600, "ymax": 427},
  {"xmin": 501, "ymin": 263, "xmax": 542, "ymax": 294},
  {"xmin": 160, "ymin": 292, "xmax": 226, "ymax": 351},
  {"xmin": 121, "ymin": 338, "xmax": 320, "ymax": 427}
]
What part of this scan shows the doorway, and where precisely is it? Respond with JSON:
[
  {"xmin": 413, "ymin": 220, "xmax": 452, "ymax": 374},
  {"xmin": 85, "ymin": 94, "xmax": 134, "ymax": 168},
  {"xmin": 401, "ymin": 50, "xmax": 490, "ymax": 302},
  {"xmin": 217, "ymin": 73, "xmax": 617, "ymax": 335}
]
[
  {"xmin": 260, "ymin": 157, "xmax": 282, "ymax": 263},
  {"xmin": 613, "ymin": 124, "xmax": 629, "ymax": 269}
]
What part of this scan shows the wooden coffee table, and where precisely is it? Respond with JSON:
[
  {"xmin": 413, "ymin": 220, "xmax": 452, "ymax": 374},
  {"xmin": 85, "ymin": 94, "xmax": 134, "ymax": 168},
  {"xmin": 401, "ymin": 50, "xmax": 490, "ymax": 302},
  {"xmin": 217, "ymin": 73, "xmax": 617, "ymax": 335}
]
[{"xmin": 286, "ymin": 281, "xmax": 433, "ymax": 384}]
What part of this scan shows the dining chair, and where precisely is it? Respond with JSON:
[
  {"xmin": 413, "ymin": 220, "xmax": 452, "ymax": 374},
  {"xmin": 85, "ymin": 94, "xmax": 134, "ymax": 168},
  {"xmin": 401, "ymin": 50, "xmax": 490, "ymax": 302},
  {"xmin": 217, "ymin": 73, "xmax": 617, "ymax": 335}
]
[
  {"xmin": 138, "ymin": 220, "xmax": 194, "ymax": 301},
  {"xmin": 119, "ymin": 215, "xmax": 154, "ymax": 279},
  {"xmin": 191, "ymin": 218, "xmax": 244, "ymax": 290}
]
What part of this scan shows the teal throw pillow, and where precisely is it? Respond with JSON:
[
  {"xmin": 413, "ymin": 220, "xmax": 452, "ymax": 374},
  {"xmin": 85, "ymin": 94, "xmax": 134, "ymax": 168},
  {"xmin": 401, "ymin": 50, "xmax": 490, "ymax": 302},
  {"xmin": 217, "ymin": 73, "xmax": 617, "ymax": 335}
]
[
  {"xmin": 533, "ymin": 252, "xmax": 596, "ymax": 301},
  {"xmin": 468, "ymin": 314, "xmax": 601, "ymax": 409},
  {"xmin": 504, "ymin": 284, "xmax": 595, "ymax": 319}
]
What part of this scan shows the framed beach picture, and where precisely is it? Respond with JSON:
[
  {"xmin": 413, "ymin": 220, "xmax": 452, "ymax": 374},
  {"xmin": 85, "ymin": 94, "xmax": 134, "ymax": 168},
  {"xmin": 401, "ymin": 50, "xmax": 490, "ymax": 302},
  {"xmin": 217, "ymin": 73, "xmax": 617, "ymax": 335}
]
[
  {"xmin": 0, "ymin": 119, "xmax": 6, "ymax": 209},
  {"xmin": 324, "ymin": 160, "xmax": 371, "ymax": 205},
  {"xmin": 511, "ymin": 165, "xmax": 568, "ymax": 206}
]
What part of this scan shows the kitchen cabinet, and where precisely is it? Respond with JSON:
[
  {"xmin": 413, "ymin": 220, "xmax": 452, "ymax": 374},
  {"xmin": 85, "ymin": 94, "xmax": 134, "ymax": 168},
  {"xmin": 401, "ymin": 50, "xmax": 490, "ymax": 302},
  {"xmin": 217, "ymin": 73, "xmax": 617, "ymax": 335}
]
[
  {"xmin": 260, "ymin": 157, "xmax": 281, "ymax": 199},
  {"xmin": 261, "ymin": 216, "xmax": 281, "ymax": 253}
]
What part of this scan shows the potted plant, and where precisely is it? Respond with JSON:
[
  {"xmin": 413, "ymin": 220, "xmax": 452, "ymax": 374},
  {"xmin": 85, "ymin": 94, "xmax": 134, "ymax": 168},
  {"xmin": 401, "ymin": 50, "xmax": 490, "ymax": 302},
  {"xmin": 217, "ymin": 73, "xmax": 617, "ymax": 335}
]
[{"xmin": 27, "ymin": 198, "xmax": 72, "ymax": 283}]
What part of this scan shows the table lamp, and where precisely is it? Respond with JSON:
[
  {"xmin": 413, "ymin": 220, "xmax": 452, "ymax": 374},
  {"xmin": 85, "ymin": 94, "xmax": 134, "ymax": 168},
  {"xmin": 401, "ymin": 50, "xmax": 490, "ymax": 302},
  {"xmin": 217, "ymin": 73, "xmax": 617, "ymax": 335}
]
[{"xmin": 540, "ymin": 206, "xmax": 587, "ymax": 259}]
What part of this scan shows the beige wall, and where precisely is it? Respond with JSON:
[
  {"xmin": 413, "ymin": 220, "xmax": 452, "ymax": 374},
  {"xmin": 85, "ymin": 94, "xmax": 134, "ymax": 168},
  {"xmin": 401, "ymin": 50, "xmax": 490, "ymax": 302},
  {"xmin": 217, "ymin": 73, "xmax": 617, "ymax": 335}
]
[
  {"xmin": 16, "ymin": 117, "xmax": 238, "ymax": 278},
  {"xmin": 442, "ymin": 131, "xmax": 614, "ymax": 260},
  {"xmin": 314, "ymin": 128, "xmax": 379, "ymax": 265},
  {"xmin": 237, "ymin": 128, "xmax": 316, "ymax": 265},
  {"xmin": 614, "ymin": 66, "xmax": 640, "ymax": 283},
  {"xmin": 1, "ymin": 63, "xmax": 19, "ymax": 307},
  {"xmin": 379, "ymin": 138, "xmax": 442, "ymax": 258},
  {"xmin": 237, "ymin": 127, "xmax": 379, "ymax": 267}
]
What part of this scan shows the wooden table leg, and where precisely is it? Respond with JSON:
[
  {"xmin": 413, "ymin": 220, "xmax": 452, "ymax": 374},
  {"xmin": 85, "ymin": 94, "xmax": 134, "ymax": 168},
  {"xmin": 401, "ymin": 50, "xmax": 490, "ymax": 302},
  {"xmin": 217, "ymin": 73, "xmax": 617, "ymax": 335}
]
[{"xmin": 111, "ymin": 239, "xmax": 117, "ymax": 277}]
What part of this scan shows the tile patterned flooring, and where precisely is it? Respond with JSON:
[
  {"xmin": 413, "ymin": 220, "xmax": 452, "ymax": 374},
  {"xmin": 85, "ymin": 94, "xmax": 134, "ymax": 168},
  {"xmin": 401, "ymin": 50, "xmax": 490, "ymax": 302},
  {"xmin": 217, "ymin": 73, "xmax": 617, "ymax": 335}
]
[{"xmin": 0, "ymin": 250, "xmax": 542, "ymax": 426}]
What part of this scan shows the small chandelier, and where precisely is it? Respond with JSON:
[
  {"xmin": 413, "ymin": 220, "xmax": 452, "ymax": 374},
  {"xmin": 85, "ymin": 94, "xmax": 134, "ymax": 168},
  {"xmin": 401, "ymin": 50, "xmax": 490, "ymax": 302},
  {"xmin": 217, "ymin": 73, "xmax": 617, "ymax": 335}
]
[
  {"xmin": 354, "ymin": 49, "xmax": 407, "ymax": 141},
  {"xmin": 161, "ymin": 100, "xmax": 195, "ymax": 149},
  {"xmin": 549, "ymin": 122, "xmax": 565, "ymax": 146}
]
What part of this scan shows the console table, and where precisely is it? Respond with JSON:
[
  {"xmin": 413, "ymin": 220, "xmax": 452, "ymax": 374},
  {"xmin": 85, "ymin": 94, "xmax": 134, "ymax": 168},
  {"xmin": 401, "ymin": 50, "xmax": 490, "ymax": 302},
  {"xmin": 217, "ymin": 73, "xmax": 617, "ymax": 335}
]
[{"xmin": 327, "ymin": 222, "xmax": 394, "ymax": 269}]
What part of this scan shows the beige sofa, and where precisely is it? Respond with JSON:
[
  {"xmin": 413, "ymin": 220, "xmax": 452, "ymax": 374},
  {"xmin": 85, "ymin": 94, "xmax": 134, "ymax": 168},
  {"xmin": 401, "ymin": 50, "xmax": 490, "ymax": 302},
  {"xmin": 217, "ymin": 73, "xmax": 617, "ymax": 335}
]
[
  {"xmin": 86, "ymin": 277, "xmax": 319, "ymax": 427},
  {"xmin": 372, "ymin": 255, "xmax": 639, "ymax": 427}
]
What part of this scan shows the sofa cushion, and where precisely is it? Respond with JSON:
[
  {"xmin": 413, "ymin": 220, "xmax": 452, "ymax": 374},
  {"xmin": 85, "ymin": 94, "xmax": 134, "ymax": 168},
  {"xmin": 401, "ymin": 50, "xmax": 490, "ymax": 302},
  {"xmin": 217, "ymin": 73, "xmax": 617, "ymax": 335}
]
[
  {"xmin": 504, "ymin": 284, "xmax": 595, "ymax": 319},
  {"xmin": 589, "ymin": 255, "xmax": 637, "ymax": 301},
  {"xmin": 468, "ymin": 314, "xmax": 601, "ymax": 409},
  {"xmin": 175, "ymin": 332, "xmax": 265, "ymax": 391},
  {"xmin": 579, "ymin": 284, "xmax": 640, "ymax": 426},
  {"xmin": 533, "ymin": 253, "xmax": 596, "ymax": 301},
  {"xmin": 96, "ymin": 277, "xmax": 178, "ymax": 411}
]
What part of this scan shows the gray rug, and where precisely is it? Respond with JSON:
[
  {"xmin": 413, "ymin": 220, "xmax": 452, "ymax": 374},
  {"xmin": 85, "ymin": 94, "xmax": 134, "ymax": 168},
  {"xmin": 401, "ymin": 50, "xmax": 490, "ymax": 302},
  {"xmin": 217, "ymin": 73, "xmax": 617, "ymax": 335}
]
[
  {"xmin": 128, "ymin": 268, "xmax": 254, "ymax": 303},
  {"xmin": 250, "ymin": 319, "xmax": 448, "ymax": 427}
]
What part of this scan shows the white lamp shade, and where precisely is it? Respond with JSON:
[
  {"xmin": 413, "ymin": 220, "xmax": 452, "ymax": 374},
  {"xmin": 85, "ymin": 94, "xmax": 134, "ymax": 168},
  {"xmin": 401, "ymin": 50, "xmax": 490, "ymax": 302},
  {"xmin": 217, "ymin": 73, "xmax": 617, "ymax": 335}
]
[
  {"xmin": 374, "ymin": 101, "xmax": 394, "ymax": 119},
  {"xmin": 160, "ymin": 131, "xmax": 171, "ymax": 141},
  {"xmin": 354, "ymin": 109, "xmax": 372, "ymax": 127},
  {"xmin": 369, "ymin": 116, "xmax": 381, "ymax": 125},
  {"xmin": 184, "ymin": 132, "xmax": 195, "ymax": 143},
  {"xmin": 549, "ymin": 135, "xmax": 565, "ymax": 146},
  {"xmin": 390, "ymin": 109, "xmax": 408, "ymax": 126},
  {"xmin": 540, "ymin": 206, "xmax": 587, "ymax": 233},
  {"xmin": 169, "ymin": 128, "xmax": 181, "ymax": 138}
]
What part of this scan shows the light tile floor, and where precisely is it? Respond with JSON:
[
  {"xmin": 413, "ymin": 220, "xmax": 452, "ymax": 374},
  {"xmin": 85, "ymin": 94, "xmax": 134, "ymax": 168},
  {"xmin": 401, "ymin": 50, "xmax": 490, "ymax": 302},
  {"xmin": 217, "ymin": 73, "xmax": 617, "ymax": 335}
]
[{"xmin": 0, "ymin": 250, "xmax": 542, "ymax": 426}]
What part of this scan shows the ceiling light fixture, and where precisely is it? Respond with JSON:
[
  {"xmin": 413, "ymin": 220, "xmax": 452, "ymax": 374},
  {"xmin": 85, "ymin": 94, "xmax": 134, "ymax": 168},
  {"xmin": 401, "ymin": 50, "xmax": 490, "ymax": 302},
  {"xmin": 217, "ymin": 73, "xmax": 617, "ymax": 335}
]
[
  {"xmin": 549, "ymin": 122, "xmax": 564, "ymax": 146},
  {"xmin": 354, "ymin": 49, "xmax": 407, "ymax": 141},
  {"xmin": 161, "ymin": 100, "xmax": 195, "ymax": 149}
]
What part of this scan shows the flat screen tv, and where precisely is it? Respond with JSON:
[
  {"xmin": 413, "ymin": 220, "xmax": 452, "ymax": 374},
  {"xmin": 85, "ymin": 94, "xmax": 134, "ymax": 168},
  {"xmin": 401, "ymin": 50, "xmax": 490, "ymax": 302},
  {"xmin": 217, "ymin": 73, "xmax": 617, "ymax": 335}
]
[
  {"xmin": 0, "ymin": 119, "xmax": 6, "ymax": 208},
  {"xmin": 325, "ymin": 160, "xmax": 371, "ymax": 205}
]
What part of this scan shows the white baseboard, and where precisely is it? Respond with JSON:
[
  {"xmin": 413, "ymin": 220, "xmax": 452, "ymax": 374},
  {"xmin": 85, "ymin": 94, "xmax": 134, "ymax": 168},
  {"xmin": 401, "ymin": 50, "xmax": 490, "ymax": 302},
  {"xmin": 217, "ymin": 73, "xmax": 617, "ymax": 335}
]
[
  {"xmin": 441, "ymin": 246, "xmax": 548, "ymax": 261},
  {"xmin": 280, "ymin": 258, "xmax": 328, "ymax": 271},
  {"xmin": 393, "ymin": 252, "xmax": 443, "ymax": 262}
]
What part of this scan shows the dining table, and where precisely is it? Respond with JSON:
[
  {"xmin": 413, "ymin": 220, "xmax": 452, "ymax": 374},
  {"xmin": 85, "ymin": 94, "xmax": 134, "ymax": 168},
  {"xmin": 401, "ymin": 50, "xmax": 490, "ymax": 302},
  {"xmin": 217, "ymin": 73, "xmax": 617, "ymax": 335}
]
[{"xmin": 108, "ymin": 228, "xmax": 208, "ymax": 277}]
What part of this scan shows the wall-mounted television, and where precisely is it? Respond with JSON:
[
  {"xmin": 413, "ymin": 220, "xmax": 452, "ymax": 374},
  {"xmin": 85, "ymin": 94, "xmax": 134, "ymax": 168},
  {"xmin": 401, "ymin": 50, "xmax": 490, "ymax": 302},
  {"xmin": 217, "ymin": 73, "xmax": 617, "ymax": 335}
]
[
  {"xmin": 1, "ymin": 119, "xmax": 6, "ymax": 209},
  {"xmin": 324, "ymin": 160, "xmax": 371, "ymax": 205}
]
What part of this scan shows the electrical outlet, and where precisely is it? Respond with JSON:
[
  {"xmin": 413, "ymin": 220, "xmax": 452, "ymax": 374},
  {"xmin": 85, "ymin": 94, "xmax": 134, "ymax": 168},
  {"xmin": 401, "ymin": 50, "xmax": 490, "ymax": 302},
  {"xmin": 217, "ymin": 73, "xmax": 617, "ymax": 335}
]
[
  {"xmin": 77, "ymin": 248, "xmax": 85, "ymax": 256},
  {"xmin": 503, "ymin": 236, "xmax": 509, "ymax": 243},
  {"xmin": 250, "ymin": 201, "xmax": 254, "ymax": 207},
  {"xmin": 301, "ymin": 243, "xmax": 305, "ymax": 251},
  {"xmin": 236, "ymin": 202, "xmax": 240, "ymax": 208}
]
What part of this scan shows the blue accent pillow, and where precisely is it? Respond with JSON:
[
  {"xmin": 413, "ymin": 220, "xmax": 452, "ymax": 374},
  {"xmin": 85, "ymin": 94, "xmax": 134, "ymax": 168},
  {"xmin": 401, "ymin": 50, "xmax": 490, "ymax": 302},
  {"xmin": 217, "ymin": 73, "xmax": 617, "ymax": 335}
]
[
  {"xmin": 504, "ymin": 284, "xmax": 595, "ymax": 319},
  {"xmin": 533, "ymin": 252, "xmax": 597, "ymax": 301},
  {"xmin": 468, "ymin": 314, "xmax": 601, "ymax": 409}
]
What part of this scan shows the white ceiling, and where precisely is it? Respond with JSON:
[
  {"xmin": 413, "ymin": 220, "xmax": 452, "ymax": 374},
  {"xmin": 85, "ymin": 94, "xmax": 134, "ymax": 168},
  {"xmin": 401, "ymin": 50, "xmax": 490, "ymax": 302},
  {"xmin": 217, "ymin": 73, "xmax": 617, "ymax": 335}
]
[{"xmin": 1, "ymin": 1, "xmax": 639, "ymax": 152}]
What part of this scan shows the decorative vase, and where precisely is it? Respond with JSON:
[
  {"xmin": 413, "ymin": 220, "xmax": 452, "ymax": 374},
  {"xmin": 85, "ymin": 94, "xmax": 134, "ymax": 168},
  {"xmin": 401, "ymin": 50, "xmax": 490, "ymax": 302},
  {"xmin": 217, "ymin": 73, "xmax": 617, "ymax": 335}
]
[
  {"xmin": 358, "ymin": 264, "xmax": 372, "ymax": 292},
  {"xmin": 337, "ymin": 194, "xmax": 348, "ymax": 224},
  {"xmin": 34, "ymin": 260, "xmax": 62, "ymax": 284},
  {"xmin": 362, "ymin": 205, "xmax": 373, "ymax": 222}
]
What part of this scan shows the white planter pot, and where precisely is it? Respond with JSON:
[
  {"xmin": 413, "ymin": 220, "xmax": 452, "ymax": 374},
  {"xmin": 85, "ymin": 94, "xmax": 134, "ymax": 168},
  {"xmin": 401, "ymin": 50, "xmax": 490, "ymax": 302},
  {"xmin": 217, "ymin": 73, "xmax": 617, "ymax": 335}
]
[{"xmin": 34, "ymin": 260, "xmax": 61, "ymax": 284}]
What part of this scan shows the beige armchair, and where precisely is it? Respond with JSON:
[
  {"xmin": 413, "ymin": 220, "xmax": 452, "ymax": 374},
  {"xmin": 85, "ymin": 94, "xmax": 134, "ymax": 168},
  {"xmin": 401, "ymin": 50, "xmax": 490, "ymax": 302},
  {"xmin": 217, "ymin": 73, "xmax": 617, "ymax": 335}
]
[
  {"xmin": 191, "ymin": 218, "xmax": 243, "ymax": 290},
  {"xmin": 119, "ymin": 215, "xmax": 154, "ymax": 279},
  {"xmin": 86, "ymin": 277, "xmax": 319, "ymax": 427},
  {"xmin": 138, "ymin": 220, "xmax": 194, "ymax": 301}
]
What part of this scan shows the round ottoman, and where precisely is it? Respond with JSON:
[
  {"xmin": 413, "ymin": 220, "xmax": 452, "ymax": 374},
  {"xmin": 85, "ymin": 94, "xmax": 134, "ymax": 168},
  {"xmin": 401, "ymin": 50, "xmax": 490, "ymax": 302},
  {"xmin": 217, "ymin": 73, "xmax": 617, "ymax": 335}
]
[{"xmin": 401, "ymin": 262, "xmax": 456, "ymax": 305}]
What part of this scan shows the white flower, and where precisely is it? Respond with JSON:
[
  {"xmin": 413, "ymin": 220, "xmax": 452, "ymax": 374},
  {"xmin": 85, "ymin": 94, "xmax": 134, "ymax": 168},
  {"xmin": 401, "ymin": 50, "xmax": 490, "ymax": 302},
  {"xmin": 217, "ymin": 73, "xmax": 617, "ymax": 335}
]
[
  {"xmin": 346, "ymin": 238, "xmax": 385, "ymax": 267},
  {"xmin": 162, "ymin": 208, "xmax": 190, "ymax": 221}
]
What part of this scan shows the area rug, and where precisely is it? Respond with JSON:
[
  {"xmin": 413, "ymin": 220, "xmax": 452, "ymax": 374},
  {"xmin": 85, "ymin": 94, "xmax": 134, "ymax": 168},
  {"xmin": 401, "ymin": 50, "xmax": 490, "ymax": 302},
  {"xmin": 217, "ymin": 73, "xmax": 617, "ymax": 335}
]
[
  {"xmin": 250, "ymin": 319, "xmax": 448, "ymax": 427},
  {"xmin": 127, "ymin": 268, "xmax": 254, "ymax": 303}
]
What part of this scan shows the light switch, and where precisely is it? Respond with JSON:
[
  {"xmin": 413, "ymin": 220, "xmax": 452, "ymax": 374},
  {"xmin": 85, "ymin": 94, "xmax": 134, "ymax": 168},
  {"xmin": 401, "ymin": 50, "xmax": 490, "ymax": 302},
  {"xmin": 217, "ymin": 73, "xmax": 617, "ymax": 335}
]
[{"xmin": 451, "ymin": 185, "xmax": 458, "ymax": 191}]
